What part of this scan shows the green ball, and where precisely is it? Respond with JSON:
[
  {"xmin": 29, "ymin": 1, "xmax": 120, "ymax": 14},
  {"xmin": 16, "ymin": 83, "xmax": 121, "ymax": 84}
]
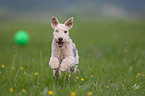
[{"xmin": 14, "ymin": 30, "xmax": 29, "ymax": 45}]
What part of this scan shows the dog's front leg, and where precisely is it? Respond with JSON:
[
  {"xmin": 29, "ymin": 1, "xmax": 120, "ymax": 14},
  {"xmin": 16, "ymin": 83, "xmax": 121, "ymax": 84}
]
[
  {"xmin": 49, "ymin": 57, "xmax": 59, "ymax": 69},
  {"xmin": 60, "ymin": 56, "xmax": 75, "ymax": 71}
]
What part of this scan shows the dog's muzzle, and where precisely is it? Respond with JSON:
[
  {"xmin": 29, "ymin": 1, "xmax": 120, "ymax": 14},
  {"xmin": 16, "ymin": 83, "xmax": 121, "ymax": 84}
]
[{"xmin": 57, "ymin": 37, "xmax": 64, "ymax": 48}]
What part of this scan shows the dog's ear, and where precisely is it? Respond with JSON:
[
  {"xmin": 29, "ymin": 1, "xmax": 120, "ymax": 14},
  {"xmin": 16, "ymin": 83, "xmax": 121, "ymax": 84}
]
[
  {"xmin": 64, "ymin": 17, "xmax": 73, "ymax": 30},
  {"xmin": 51, "ymin": 16, "xmax": 59, "ymax": 29}
]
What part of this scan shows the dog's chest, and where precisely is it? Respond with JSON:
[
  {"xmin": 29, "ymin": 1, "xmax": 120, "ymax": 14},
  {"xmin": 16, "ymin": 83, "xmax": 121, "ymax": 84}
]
[{"xmin": 57, "ymin": 48, "xmax": 67, "ymax": 62}]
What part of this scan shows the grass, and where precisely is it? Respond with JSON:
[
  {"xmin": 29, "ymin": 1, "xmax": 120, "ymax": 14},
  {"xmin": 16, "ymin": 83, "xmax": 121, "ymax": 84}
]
[{"xmin": 0, "ymin": 20, "xmax": 145, "ymax": 96}]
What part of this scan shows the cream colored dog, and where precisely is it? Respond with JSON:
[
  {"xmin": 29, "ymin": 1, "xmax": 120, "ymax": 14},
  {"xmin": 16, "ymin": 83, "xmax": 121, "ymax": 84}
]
[{"xmin": 49, "ymin": 16, "xmax": 79, "ymax": 77}]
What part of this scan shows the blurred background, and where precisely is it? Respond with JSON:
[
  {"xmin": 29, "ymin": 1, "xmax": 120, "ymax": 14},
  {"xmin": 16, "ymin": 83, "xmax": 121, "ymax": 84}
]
[{"xmin": 0, "ymin": 0, "xmax": 145, "ymax": 22}]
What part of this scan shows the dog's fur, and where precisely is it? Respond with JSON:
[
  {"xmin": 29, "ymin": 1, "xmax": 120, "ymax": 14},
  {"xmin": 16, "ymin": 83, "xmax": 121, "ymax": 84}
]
[{"xmin": 49, "ymin": 16, "xmax": 79, "ymax": 77}]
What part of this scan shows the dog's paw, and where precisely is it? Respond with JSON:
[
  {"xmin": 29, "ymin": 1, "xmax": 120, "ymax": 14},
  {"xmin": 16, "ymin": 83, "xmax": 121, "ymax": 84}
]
[
  {"xmin": 50, "ymin": 64, "xmax": 59, "ymax": 69},
  {"xmin": 60, "ymin": 66, "xmax": 67, "ymax": 72},
  {"xmin": 49, "ymin": 61, "xmax": 59, "ymax": 69},
  {"xmin": 49, "ymin": 57, "xmax": 59, "ymax": 69}
]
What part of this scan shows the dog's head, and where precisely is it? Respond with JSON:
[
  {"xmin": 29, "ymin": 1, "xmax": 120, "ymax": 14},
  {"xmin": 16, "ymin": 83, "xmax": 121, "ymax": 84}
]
[{"xmin": 51, "ymin": 16, "xmax": 73, "ymax": 48}]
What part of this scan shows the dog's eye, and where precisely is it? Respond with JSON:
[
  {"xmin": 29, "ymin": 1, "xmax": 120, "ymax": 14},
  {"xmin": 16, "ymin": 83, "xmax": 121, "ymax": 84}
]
[
  {"xmin": 64, "ymin": 31, "xmax": 67, "ymax": 33},
  {"xmin": 55, "ymin": 30, "xmax": 59, "ymax": 32}
]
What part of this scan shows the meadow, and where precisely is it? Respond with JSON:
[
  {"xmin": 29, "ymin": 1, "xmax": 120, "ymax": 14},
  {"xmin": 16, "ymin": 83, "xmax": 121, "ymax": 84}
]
[{"xmin": 0, "ymin": 20, "xmax": 145, "ymax": 96}]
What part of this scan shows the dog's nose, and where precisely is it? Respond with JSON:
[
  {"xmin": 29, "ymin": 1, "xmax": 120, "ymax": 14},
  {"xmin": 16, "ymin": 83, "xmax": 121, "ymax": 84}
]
[{"xmin": 58, "ymin": 37, "xmax": 63, "ymax": 42}]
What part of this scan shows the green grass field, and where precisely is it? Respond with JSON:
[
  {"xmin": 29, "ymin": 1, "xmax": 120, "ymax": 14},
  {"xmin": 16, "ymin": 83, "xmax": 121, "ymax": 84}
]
[{"xmin": 0, "ymin": 20, "xmax": 145, "ymax": 96}]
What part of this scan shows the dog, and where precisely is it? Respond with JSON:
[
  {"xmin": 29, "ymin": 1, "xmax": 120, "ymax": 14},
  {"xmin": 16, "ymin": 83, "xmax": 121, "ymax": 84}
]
[{"xmin": 49, "ymin": 16, "xmax": 79, "ymax": 78}]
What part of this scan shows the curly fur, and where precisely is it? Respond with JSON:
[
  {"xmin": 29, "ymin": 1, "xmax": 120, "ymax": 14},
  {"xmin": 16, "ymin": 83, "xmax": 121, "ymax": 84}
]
[{"xmin": 49, "ymin": 16, "xmax": 79, "ymax": 77}]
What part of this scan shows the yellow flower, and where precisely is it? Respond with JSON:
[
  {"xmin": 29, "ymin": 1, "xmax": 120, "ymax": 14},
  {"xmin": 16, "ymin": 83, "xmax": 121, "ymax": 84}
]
[
  {"xmin": 69, "ymin": 75, "xmax": 71, "ymax": 77},
  {"xmin": 22, "ymin": 89, "xmax": 25, "ymax": 93},
  {"xmin": 20, "ymin": 67, "xmax": 23, "ymax": 71},
  {"xmin": 81, "ymin": 78, "xmax": 84, "ymax": 81},
  {"xmin": 71, "ymin": 92, "xmax": 76, "ymax": 96},
  {"xmin": 136, "ymin": 76, "xmax": 138, "ymax": 78},
  {"xmin": 138, "ymin": 73, "xmax": 140, "ymax": 76},
  {"xmin": 35, "ymin": 72, "xmax": 38, "ymax": 75},
  {"xmin": 106, "ymin": 86, "xmax": 109, "ymax": 88},
  {"xmin": 10, "ymin": 88, "xmax": 14, "ymax": 92},
  {"xmin": 48, "ymin": 91, "xmax": 53, "ymax": 95},
  {"xmin": 79, "ymin": 85, "xmax": 81, "ymax": 87},
  {"xmin": 76, "ymin": 77, "xmax": 78, "ymax": 79},
  {"xmin": 88, "ymin": 92, "xmax": 92, "ymax": 96},
  {"xmin": 12, "ymin": 67, "xmax": 15, "ymax": 70},
  {"xmin": 38, "ymin": 86, "xmax": 39, "ymax": 88},
  {"xmin": 75, "ymin": 79, "xmax": 77, "ymax": 82},
  {"xmin": 1, "ymin": 65, "xmax": 5, "ymax": 68}
]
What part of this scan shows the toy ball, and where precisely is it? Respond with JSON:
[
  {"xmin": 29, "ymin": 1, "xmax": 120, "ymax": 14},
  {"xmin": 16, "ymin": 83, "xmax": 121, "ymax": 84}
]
[{"xmin": 14, "ymin": 30, "xmax": 29, "ymax": 45}]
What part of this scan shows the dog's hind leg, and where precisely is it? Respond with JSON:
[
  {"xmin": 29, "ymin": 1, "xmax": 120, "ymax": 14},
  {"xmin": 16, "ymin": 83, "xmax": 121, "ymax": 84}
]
[
  {"xmin": 69, "ymin": 66, "xmax": 76, "ymax": 73},
  {"xmin": 53, "ymin": 69, "xmax": 61, "ymax": 78},
  {"xmin": 69, "ymin": 65, "xmax": 80, "ymax": 73}
]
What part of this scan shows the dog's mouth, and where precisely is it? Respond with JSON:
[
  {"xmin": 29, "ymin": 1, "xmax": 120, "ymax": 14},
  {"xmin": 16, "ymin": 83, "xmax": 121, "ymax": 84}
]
[{"xmin": 57, "ymin": 42, "xmax": 64, "ymax": 48}]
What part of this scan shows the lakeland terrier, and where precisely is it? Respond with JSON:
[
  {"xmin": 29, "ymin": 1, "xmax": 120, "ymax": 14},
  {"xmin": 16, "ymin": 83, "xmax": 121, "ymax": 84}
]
[{"xmin": 49, "ymin": 16, "xmax": 79, "ymax": 77}]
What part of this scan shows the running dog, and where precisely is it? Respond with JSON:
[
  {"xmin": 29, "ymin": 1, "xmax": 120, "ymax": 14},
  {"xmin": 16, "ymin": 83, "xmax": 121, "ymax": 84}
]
[{"xmin": 49, "ymin": 16, "xmax": 79, "ymax": 77}]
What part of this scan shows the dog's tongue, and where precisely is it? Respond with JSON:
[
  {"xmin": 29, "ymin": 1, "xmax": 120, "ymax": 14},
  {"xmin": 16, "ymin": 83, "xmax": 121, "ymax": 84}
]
[{"xmin": 58, "ymin": 42, "xmax": 63, "ymax": 47}]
